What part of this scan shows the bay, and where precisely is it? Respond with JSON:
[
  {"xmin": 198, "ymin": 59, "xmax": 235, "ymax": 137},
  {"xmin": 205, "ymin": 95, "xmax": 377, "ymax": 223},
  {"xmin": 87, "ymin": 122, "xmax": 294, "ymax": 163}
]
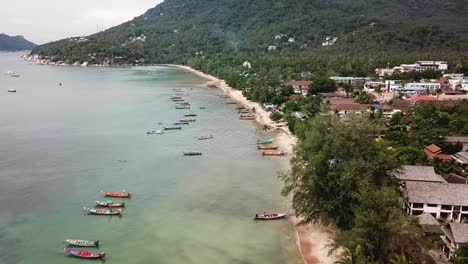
[{"xmin": 0, "ymin": 52, "xmax": 301, "ymax": 264}]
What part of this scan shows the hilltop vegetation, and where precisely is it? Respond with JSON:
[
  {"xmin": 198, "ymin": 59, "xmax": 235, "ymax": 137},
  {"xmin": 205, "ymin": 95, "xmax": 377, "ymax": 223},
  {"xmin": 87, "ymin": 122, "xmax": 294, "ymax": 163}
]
[
  {"xmin": 0, "ymin": 33, "xmax": 36, "ymax": 51},
  {"xmin": 33, "ymin": 0, "xmax": 468, "ymax": 77}
]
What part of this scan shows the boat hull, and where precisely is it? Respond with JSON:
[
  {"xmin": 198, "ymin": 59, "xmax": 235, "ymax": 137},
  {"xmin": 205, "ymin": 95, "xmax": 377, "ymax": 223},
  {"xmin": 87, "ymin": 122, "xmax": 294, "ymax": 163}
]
[
  {"xmin": 257, "ymin": 139, "xmax": 273, "ymax": 145},
  {"xmin": 95, "ymin": 201, "xmax": 125, "ymax": 207},
  {"xmin": 254, "ymin": 213, "xmax": 286, "ymax": 220},
  {"xmin": 64, "ymin": 248, "xmax": 105, "ymax": 259},
  {"xmin": 103, "ymin": 192, "xmax": 131, "ymax": 198},
  {"xmin": 83, "ymin": 207, "xmax": 122, "ymax": 216},
  {"xmin": 65, "ymin": 239, "xmax": 99, "ymax": 247}
]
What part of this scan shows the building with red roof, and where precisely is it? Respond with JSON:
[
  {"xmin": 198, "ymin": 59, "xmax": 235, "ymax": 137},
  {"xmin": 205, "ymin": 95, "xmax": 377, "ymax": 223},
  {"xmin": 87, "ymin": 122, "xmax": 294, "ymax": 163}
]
[{"xmin": 424, "ymin": 144, "xmax": 452, "ymax": 161}]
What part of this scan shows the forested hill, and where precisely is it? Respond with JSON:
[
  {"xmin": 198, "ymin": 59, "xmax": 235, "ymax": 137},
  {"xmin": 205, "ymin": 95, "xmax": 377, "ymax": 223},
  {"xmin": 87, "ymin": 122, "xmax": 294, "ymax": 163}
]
[
  {"xmin": 32, "ymin": 0, "xmax": 468, "ymax": 75},
  {"xmin": 0, "ymin": 34, "xmax": 36, "ymax": 51}
]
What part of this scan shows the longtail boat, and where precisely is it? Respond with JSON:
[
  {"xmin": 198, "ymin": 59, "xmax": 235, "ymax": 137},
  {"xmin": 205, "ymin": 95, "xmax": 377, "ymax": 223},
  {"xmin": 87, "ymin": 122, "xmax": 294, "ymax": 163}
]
[
  {"xmin": 240, "ymin": 116, "xmax": 255, "ymax": 120},
  {"xmin": 65, "ymin": 239, "xmax": 99, "ymax": 247},
  {"xmin": 198, "ymin": 135, "xmax": 213, "ymax": 140},
  {"xmin": 253, "ymin": 213, "xmax": 286, "ymax": 220},
  {"xmin": 103, "ymin": 191, "xmax": 131, "ymax": 198},
  {"xmin": 170, "ymin": 96, "xmax": 182, "ymax": 99},
  {"xmin": 236, "ymin": 105, "xmax": 246, "ymax": 110},
  {"xmin": 83, "ymin": 207, "xmax": 122, "ymax": 216},
  {"xmin": 174, "ymin": 122, "xmax": 189, "ymax": 125},
  {"xmin": 185, "ymin": 114, "xmax": 197, "ymax": 117},
  {"xmin": 172, "ymin": 98, "xmax": 185, "ymax": 101},
  {"xmin": 96, "ymin": 200, "xmax": 125, "ymax": 207},
  {"xmin": 64, "ymin": 248, "xmax": 105, "ymax": 259},
  {"xmin": 226, "ymin": 102, "xmax": 237, "ymax": 104},
  {"xmin": 147, "ymin": 130, "xmax": 164, "ymax": 135},
  {"xmin": 176, "ymin": 106, "xmax": 190, "ymax": 109},
  {"xmin": 184, "ymin": 152, "xmax": 202, "ymax": 156},
  {"xmin": 257, "ymin": 139, "xmax": 273, "ymax": 144},
  {"xmin": 164, "ymin": 127, "xmax": 182, "ymax": 130},
  {"xmin": 238, "ymin": 109, "xmax": 250, "ymax": 114},
  {"xmin": 258, "ymin": 145, "xmax": 278, "ymax": 150},
  {"xmin": 240, "ymin": 114, "xmax": 255, "ymax": 118},
  {"xmin": 180, "ymin": 119, "xmax": 196, "ymax": 122},
  {"xmin": 262, "ymin": 151, "xmax": 286, "ymax": 156}
]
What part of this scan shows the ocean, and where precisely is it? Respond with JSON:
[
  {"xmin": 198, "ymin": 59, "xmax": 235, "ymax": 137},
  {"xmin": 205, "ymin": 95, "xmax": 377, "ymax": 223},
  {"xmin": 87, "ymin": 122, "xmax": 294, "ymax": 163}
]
[{"xmin": 0, "ymin": 52, "xmax": 302, "ymax": 264}]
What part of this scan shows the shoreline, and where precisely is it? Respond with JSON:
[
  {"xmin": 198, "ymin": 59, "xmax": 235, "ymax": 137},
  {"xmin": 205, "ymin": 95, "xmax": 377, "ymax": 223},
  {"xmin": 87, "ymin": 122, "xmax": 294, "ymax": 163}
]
[{"xmin": 167, "ymin": 64, "xmax": 337, "ymax": 264}]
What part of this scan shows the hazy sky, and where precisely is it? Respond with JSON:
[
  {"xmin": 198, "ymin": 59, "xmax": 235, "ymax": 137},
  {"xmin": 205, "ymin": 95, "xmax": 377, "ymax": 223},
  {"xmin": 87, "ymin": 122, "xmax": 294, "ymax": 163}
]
[{"xmin": 1, "ymin": 0, "xmax": 164, "ymax": 44}]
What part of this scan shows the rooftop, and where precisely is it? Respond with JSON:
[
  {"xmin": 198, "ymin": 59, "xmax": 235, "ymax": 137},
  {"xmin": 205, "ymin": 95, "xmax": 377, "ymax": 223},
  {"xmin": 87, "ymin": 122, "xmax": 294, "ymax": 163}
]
[
  {"xmin": 417, "ymin": 213, "xmax": 439, "ymax": 225},
  {"xmin": 405, "ymin": 182, "xmax": 468, "ymax": 206},
  {"xmin": 449, "ymin": 223, "xmax": 468, "ymax": 244},
  {"xmin": 396, "ymin": 165, "xmax": 446, "ymax": 183}
]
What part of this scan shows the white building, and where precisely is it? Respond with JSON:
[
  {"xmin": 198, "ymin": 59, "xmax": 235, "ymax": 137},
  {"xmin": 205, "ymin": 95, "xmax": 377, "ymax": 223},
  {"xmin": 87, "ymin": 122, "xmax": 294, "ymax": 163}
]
[
  {"xmin": 403, "ymin": 181, "xmax": 468, "ymax": 222},
  {"xmin": 363, "ymin": 81, "xmax": 385, "ymax": 92},
  {"xmin": 415, "ymin": 61, "xmax": 448, "ymax": 72},
  {"xmin": 441, "ymin": 223, "xmax": 468, "ymax": 258},
  {"xmin": 330, "ymin": 76, "xmax": 372, "ymax": 86},
  {"xmin": 397, "ymin": 82, "xmax": 441, "ymax": 92}
]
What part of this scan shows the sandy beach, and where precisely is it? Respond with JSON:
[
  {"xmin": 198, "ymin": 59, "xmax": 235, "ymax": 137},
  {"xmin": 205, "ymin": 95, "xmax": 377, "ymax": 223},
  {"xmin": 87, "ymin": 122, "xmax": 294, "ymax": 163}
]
[{"xmin": 168, "ymin": 64, "xmax": 337, "ymax": 264}]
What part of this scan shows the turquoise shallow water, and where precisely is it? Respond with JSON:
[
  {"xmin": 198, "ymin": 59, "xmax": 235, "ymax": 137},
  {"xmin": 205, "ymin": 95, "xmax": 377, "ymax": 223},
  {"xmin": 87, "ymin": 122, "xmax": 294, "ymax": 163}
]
[{"xmin": 0, "ymin": 52, "xmax": 302, "ymax": 264}]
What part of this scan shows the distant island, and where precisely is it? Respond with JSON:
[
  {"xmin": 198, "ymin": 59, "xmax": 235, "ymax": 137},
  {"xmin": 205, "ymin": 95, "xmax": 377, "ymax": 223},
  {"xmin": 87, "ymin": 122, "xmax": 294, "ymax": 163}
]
[{"xmin": 0, "ymin": 33, "xmax": 36, "ymax": 51}]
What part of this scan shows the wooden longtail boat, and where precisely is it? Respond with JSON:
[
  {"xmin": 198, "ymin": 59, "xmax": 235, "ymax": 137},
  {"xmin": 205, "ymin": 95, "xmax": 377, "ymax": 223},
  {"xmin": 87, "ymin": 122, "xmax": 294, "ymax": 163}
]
[
  {"xmin": 184, "ymin": 114, "xmax": 197, "ymax": 117},
  {"xmin": 64, "ymin": 248, "xmax": 105, "ymax": 259},
  {"xmin": 258, "ymin": 145, "xmax": 278, "ymax": 150},
  {"xmin": 103, "ymin": 191, "xmax": 131, "ymax": 198},
  {"xmin": 262, "ymin": 151, "xmax": 286, "ymax": 156},
  {"xmin": 183, "ymin": 152, "xmax": 202, "ymax": 156},
  {"xmin": 176, "ymin": 106, "xmax": 190, "ymax": 109},
  {"xmin": 240, "ymin": 117, "xmax": 255, "ymax": 120},
  {"xmin": 96, "ymin": 200, "xmax": 125, "ymax": 207},
  {"xmin": 174, "ymin": 122, "xmax": 189, "ymax": 125},
  {"xmin": 240, "ymin": 114, "xmax": 255, "ymax": 118},
  {"xmin": 180, "ymin": 119, "xmax": 196, "ymax": 122},
  {"xmin": 65, "ymin": 239, "xmax": 99, "ymax": 247},
  {"xmin": 198, "ymin": 135, "xmax": 213, "ymax": 140},
  {"xmin": 238, "ymin": 109, "xmax": 250, "ymax": 114},
  {"xmin": 257, "ymin": 139, "xmax": 273, "ymax": 144},
  {"xmin": 83, "ymin": 207, "xmax": 122, "ymax": 216},
  {"xmin": 172, "ymin": 99, "xmax": 185, "ymax": 102},
  {"xmin": 170, "ymin": 96, "xmax": 182, "ymax": 99},
  {"xmin": 253, "ymin": 213, "xmax": 286, "ymax": 220},
  {"xmin": 164, "ymin": 127, "xmax": 182, "ymax": 130},
  {"xmin": 147, "ymin": 130, "xmax": 164, "ymax": 135},
  {"xmin": 226, "ymin": 102, "xmax": 237, "ymax": 104}
]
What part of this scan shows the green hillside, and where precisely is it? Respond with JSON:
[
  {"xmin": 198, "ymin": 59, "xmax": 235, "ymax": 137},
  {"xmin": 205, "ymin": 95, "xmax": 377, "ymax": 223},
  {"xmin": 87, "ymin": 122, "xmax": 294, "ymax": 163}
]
[
  {"xmin": 32, "ymin": 0, "xmax": 468, "ymax": 77},
  {"xmin": 0, "ymin": 33, "xmax": 36, "ymax": 51}
]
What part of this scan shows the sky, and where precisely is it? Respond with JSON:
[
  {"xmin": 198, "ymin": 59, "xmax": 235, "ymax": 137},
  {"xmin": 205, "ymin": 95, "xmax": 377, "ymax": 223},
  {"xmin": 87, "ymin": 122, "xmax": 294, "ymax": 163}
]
[{"xmin": 1, "ymin": 0, "xmax": 164, "ymax": 44}]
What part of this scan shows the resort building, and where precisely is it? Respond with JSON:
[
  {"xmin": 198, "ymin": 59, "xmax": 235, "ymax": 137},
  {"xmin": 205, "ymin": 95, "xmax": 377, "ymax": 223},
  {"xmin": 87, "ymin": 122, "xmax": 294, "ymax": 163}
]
[
  {"xmin": 415, "ymin": 61, "xmax": 448, "ymax": 72},
  {"xmin": 396, "ymin": 165, "xmax": 446, "ymax": 183},
  {"xmin": 417, "ymin": 213, "xmax": 442, "ymax": 235},
  {"xmin": 448, "ymin": 136, "xmax": 468, "ymax": 166},
  {"xmin": 283, "ymin": 80, "xmax": 312, "ymax": 96},
  {"xmin": 403, "ymin": 181, "xmax": 468, "ymax": 222},
  {"xmin": 441, "ymin": 223, "xmax": 468, "ymax": 258},
  {"xmin": 329, "ymin": 76, "xmax": 371, "ymax": 87},
  {"xmin": 363, "ymin": 81, "xmax": 386, "ymax": 92},
  {"xmin": 424, "ymin": 144, "xmax": 452, "ymax": 161}
]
